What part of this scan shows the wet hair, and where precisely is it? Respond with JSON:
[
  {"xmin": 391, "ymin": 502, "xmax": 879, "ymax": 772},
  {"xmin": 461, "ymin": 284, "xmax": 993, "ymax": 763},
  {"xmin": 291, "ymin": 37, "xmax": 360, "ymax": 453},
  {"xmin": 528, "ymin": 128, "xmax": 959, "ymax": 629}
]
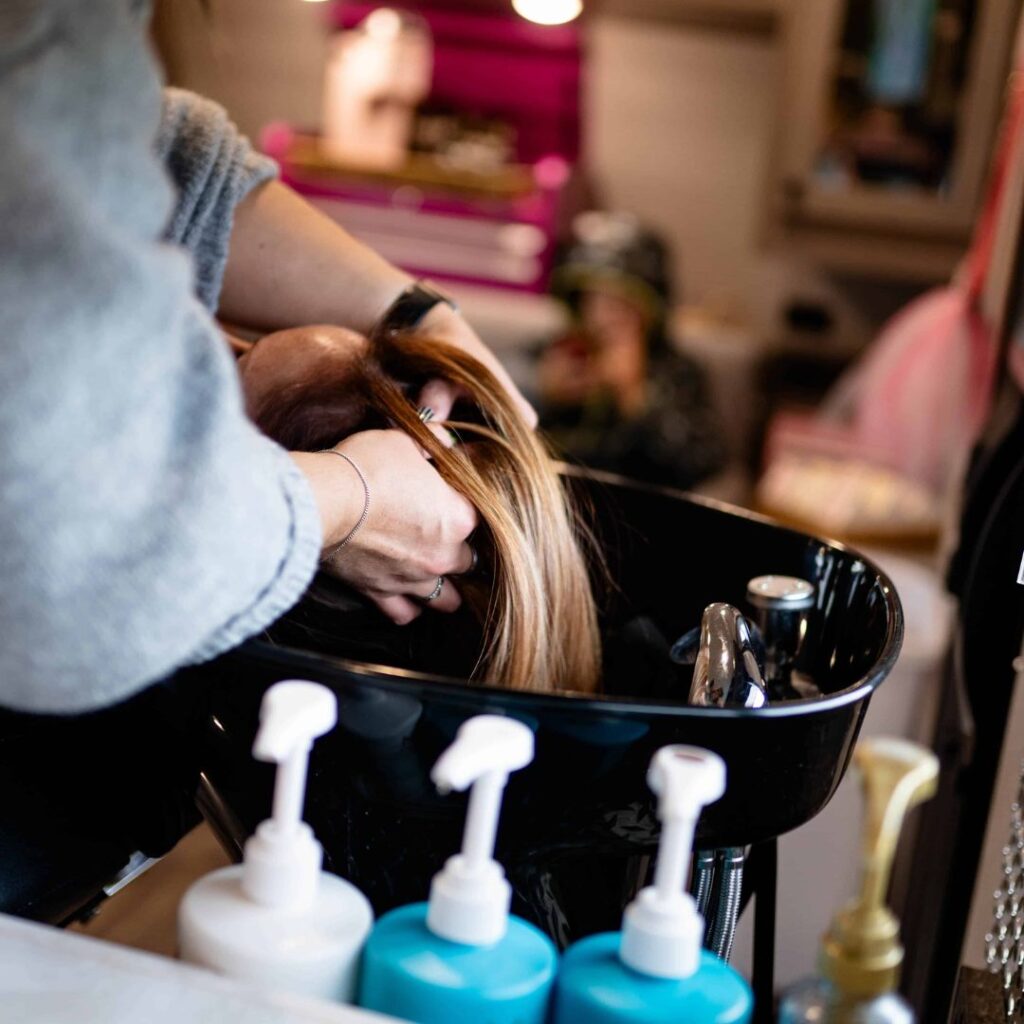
[{"xmin": 241, "ymin": 327, "xmax": 601, "ymax": 696}]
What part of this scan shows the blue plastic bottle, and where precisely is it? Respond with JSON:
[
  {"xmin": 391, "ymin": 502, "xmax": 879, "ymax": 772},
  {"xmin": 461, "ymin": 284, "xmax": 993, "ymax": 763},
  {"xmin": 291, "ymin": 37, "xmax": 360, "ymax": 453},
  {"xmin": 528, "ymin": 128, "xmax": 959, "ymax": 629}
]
[
  {"xmin": 358, "ymin": 715, "xmax": 557, "ymax": 1024},
  {"xmin": 552, "ymin": 746, "xmax": 753, "ymax": 1024}
]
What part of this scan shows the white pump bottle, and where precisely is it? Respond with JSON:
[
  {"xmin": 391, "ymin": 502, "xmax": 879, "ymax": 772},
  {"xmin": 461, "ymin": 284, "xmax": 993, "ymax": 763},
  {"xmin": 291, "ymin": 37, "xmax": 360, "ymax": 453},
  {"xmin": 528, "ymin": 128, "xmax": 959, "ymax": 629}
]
[{"xmin": 178, "ymin": 680, "xmax": 373, "ymax": 1003}]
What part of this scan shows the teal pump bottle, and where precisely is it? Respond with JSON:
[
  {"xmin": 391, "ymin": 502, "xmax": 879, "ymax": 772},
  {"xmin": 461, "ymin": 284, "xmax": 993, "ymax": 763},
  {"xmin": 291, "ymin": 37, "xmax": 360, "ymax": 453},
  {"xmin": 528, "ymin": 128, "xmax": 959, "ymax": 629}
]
[
  {"xmin": 357, "ymin": 715, "xmax": 557, "ymax": 1024},
  {"xmin": 552, "ymin": 746, "xmax": 753, "ymax": 1024}
]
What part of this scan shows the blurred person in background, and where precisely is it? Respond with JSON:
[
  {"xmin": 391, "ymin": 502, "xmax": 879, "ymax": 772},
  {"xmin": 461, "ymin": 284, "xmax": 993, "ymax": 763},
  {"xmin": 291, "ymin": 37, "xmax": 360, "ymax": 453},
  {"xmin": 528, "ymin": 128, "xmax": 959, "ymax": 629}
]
[{"xmin": 537, "ymin": 212, "xmax": 726, "ymax": 491}]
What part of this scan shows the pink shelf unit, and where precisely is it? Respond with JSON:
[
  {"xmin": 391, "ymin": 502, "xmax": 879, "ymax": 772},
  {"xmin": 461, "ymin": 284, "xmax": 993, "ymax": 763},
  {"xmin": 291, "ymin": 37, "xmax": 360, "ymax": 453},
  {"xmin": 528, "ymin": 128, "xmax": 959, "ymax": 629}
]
[
  {"xmin": 329, "ymin": 3, "xmax": 582, "ymax": 164},
  {"xmin": 263, "ymin": 3, "xmax": 584, "ymax": 293}
]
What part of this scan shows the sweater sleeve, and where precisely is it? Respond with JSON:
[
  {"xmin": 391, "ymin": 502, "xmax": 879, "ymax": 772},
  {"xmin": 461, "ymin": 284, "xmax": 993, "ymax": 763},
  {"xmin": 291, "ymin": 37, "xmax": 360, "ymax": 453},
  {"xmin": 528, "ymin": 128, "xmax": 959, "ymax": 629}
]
[
  {"xmin": 157, "ymin": 87, "xmax": 277, "ymax": 312},
  {"xmin": 0, "ymin": 0, "xmax": 321, "ymax": 713}
]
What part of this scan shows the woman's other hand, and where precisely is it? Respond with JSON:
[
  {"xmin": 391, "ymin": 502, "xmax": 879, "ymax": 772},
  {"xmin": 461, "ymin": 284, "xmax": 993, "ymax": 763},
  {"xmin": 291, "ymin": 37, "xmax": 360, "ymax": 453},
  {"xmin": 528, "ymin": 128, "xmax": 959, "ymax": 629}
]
[
  {"xmin": 223, "ymin": 181, "xmax": 536, "ymax": 428},
  {"xmin": 417, "ymin": 302, "xmax": 538, "ymax": 429},
  {"xmin": 292, "ymin": 429, "xmax": 478, "ymax": 625}
]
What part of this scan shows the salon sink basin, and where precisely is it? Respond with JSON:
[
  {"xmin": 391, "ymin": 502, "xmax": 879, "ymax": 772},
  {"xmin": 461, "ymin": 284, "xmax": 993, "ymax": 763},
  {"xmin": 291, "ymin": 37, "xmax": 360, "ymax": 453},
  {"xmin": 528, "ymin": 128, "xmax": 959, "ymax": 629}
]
[{"xmin": 193, "ymin": 468, "xmax": 902, "ymax": 947}]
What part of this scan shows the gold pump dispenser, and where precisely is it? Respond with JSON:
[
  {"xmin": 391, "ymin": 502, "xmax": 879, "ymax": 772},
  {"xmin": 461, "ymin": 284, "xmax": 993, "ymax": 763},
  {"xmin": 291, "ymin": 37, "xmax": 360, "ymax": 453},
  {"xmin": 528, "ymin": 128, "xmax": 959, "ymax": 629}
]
[
  {"xmin": 821, "ymin": 738, "xmax": 939, "ymax": 998},
  {"xmin": 778, "ymin": 737, "xmax": 939, "ymax": 1024}
]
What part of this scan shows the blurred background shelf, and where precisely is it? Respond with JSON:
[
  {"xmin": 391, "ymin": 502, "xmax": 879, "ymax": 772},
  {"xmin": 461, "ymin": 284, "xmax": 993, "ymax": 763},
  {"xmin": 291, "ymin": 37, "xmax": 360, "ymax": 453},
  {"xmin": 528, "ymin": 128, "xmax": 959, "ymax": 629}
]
[{"xmin": 771, "ymin": 0, "xmax": 1020, "ymax": 282}]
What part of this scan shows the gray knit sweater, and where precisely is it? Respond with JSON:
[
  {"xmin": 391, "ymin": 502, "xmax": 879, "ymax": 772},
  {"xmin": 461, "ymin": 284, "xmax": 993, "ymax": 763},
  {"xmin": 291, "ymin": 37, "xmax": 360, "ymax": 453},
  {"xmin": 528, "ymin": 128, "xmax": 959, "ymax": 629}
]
[{"xmin": 0, "ymin": 2, "xmax": 322, "ymax": 712}]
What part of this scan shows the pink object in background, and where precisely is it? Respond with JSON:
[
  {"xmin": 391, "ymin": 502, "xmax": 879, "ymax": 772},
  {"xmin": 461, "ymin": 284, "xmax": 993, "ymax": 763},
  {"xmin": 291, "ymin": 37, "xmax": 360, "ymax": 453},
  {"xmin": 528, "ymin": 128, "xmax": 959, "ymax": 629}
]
[
  {"xmin": 329, "ymin": 3, "xmax": 582, "ymax": 163},
  {"xmin": 262, "ymin": 4, "xmax": 583, "ymax": 293},
  {"xmin": 833, "ymin": 286, "xmax": 994, "ymax": 492},
  {"xmin": 819, "ymin": 72, "xmax": 1024, "ymax": 493},
  {"xmin": 262, "ymin": 123, "xmax": 573, "ymax": 293},
  {"xmin": 761, "ymin": 67, "xmax": 1024, "ymax": 500}
]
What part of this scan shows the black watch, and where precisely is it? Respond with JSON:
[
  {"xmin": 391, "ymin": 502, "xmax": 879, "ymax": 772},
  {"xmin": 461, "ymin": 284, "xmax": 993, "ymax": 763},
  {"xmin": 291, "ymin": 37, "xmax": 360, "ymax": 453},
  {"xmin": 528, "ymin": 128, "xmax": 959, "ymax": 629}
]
[{"xmin": 375, "ymin": 281, "xmax": 458, "ymax": 335}]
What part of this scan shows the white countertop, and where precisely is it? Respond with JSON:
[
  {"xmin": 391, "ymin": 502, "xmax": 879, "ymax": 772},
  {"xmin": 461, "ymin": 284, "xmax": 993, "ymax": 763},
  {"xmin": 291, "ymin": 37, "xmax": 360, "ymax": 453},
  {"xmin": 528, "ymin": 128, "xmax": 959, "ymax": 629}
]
[{"xmin": 0, "ymin": 913, "xmax": 398, "ymax": 1024}]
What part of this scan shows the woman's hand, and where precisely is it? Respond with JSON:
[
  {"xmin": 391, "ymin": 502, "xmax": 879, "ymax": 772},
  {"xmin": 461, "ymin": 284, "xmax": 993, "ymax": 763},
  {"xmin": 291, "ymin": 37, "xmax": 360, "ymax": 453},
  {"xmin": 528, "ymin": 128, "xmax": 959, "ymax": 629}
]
[
  {"xmin": 417, "ymin": 302, "xmax": 538, "ymax": 428},
  {"xmin": 241, "ymin": 323, "xmax": 477, "ymax": 624},
  {"xmin": 292, "ymin": 428, "xmax": 478, "ymax": 625}
]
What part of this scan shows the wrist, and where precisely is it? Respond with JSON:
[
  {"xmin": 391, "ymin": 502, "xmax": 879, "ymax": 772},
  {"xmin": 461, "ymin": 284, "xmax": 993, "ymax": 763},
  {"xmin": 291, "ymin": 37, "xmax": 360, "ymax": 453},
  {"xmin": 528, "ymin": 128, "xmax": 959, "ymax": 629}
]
[{"xmin": 290, "ymin": 450, "xmax": 368, "ymax": 552}]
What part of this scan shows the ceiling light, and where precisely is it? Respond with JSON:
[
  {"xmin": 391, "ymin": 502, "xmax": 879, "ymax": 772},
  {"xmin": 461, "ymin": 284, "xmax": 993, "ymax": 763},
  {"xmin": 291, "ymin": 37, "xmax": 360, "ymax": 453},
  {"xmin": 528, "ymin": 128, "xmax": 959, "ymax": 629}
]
[{"xmin": 511, "ymin": 0, "xmax": 583, "ymax": 26}]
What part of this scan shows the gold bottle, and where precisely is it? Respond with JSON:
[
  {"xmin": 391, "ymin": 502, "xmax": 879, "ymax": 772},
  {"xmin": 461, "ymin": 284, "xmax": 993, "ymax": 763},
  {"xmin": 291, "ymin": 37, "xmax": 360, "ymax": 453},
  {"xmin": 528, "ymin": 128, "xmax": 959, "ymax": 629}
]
[{"xmin": 778, "ymin": 737, "xmax": 939, "ymax": 1023}]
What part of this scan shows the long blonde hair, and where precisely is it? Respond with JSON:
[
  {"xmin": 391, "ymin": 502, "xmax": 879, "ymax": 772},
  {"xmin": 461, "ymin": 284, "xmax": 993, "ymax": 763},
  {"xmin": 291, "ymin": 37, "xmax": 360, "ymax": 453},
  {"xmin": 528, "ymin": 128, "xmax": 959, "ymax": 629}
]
[{"xmin": 243, "ymin": 328, "xmax": 601, "ymax": 695}]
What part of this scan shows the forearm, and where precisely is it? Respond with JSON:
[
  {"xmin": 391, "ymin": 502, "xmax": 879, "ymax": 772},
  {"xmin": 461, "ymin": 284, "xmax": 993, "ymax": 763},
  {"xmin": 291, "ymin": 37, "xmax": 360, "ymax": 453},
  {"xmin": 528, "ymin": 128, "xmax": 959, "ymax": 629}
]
[
  {"xmin": 222, "ymin": 178, "xmax": 537, "ymax": 426},
  {"xmin": 220, "ymin": 180, "xmax": 412, "ymax": 335}
]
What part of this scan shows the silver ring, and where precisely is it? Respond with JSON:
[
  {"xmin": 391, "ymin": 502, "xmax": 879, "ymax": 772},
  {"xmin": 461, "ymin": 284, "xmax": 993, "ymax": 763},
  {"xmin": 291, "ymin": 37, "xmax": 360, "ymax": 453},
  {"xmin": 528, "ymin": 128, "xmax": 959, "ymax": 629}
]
[
  {"xmin": 424, "ymin": 575, "xmax": 445, "ymax": 602},
  {"xmin": 417, "ymin": 406, "xmax": 435, "ymax": 424}
]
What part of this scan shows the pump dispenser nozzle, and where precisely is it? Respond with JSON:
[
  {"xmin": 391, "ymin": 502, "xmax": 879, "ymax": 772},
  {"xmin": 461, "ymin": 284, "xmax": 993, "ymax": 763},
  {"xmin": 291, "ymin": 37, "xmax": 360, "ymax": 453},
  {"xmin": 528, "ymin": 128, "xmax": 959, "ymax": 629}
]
[
  {"xmin": 427, "ymin": 715, "xmax": 534, "ymax": 946},
  {"xmin": 620, "ymin": 746, "xmax": 726, "ymax": 979},
  {"xmin": 821, "ymin": 738, "xmax": 938, "ymax": 999},
  {"xmin": 242, "ymin": 681, "xmax": 338, "ymax": 909},
  {"xmin": 179, "ymin": 680, "xmax": 373, "ymax": 1002}
]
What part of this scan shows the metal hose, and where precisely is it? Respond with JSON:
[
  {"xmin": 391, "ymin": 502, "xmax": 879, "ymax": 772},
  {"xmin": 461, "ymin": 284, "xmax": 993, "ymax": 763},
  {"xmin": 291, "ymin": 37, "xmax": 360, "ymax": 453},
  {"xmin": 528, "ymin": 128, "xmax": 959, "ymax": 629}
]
[
  {"xmin": 706, "ymin": 846, "xmax": 745, "ymax": 962},
  {"xmin": 693, "ymin": 848, "xmax": 717, "ymax": 925}
]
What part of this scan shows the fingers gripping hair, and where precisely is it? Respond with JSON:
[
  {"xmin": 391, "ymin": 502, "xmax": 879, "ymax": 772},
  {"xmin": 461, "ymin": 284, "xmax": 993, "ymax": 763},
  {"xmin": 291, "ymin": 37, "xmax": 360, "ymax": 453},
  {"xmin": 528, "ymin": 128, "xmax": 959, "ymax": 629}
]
[{"xmin": 246, "ymin": 328, "xmax": 602, "ymax": 695}]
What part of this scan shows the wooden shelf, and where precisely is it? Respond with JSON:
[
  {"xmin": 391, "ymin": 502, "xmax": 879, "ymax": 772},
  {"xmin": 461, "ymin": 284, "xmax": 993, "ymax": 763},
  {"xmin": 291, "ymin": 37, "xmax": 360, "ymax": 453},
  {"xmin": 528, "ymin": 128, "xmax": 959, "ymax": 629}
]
[
  {"xmin": 593, "ymin": 0, "xmax": 780, "ymax": 34},
  {"xmin": 775, "ymin": 221, "xmax": 967, "ymax": 284}
]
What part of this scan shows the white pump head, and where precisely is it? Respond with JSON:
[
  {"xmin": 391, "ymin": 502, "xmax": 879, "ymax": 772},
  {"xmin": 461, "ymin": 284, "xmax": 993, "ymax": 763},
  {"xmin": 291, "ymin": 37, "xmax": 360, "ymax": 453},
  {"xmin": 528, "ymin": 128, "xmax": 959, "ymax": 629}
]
[
  {"xmin": 426, "ymin": 715, "xmax": 534, "ymax": 946},
  {"xmin": 241, "ymin": 681, "xmax": 338, "ymax": 910},
  {"xmin": 620, "ymin": 745, "xmax": 727, "ymax": 979}
]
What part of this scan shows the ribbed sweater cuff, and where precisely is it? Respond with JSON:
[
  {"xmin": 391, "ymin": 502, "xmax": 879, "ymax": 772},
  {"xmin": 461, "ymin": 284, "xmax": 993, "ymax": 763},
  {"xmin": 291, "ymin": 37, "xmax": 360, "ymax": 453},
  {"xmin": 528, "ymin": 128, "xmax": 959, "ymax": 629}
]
[{"xmin": 186, "ymin": 449, "xmax": 322, "ymax": 665}]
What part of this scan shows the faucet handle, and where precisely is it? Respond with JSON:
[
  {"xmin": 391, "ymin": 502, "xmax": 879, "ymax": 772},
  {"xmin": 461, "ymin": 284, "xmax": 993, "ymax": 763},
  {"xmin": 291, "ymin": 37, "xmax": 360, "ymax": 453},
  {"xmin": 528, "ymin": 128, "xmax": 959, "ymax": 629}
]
[{"xmin": 687, "ymin": 603, "xmax": 768, "ymax": 709}]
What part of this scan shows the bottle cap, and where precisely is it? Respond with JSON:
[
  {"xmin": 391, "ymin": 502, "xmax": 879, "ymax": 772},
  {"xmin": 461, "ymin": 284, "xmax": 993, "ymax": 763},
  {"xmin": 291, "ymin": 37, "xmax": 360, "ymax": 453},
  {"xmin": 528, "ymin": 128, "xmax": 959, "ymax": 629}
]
[
  {"xmin": 821, "ymin": 737, "xmax": 938, "ymax": 998},
  {"xmin": 746, "ymin": 575, "xmax": 815, "ymax": 611},
  {"xmin": 620, "ymin": 746, "xmax": 726, "ymax": 978},
  {"xmin": 241, "ymin": 681, "xmax": 337, "ymax": 910},
  {"xmin": 427, "ymin": 715, "xmax": 534, "ymax": 946}
]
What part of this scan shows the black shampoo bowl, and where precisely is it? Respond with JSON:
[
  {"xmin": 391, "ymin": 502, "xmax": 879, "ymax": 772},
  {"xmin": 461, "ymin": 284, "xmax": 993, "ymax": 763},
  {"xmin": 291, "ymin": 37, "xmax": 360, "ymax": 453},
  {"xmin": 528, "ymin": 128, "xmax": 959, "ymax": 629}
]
[{"xmin": 194, "ymin": 470, "xmax": 902, "ymax": 947}]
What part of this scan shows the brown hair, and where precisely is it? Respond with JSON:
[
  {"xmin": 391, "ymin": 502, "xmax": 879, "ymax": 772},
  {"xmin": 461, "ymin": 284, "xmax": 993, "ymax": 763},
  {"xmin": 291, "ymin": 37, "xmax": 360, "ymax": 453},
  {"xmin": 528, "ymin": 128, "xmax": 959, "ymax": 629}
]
[{"xmin": 242, "ymin": 328, "xmax": 601, "ymax": 696}]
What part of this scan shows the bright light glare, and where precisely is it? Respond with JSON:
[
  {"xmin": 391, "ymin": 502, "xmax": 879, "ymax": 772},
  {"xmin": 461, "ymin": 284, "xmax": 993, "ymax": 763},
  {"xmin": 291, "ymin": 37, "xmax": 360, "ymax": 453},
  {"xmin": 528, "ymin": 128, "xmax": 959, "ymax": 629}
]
[
  {"xmin": 364, "ymin": 8, "xmax": 403, "ymax": 39},
  {"xmin": 512, "ymin": 0, "xmax": 583, "ymax": 26}
]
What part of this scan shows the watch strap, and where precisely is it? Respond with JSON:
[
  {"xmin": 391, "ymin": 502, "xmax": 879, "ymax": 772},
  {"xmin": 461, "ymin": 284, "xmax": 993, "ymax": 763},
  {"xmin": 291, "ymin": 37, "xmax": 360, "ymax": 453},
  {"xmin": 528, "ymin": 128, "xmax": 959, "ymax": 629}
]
[{"xmin": 375, "ymin": 281, "xmax": 457, "ymax": 335}]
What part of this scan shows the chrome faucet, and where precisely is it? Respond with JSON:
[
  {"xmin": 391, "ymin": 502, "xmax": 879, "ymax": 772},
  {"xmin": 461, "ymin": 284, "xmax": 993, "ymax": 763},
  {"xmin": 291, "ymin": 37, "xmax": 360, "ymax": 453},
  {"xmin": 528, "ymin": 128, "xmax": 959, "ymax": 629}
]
[
  {"xmin": 680, "ymin": 585, "xmax": 816, "ymax": 963},
  {"xmin": 687, "ymin": 602, "xmax": 768, "ymax": 710},
  {"xmin": 684, "ymin": 601, "xmax": 766, "ymax": 963}
]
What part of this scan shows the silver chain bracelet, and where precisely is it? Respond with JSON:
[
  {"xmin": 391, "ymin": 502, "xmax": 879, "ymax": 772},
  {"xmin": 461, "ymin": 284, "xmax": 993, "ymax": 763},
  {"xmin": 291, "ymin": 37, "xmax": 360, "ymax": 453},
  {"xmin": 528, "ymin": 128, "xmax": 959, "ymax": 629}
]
[{"xmin": 319, "ymin": 449, "xmax": 370, "ymax": 553}]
